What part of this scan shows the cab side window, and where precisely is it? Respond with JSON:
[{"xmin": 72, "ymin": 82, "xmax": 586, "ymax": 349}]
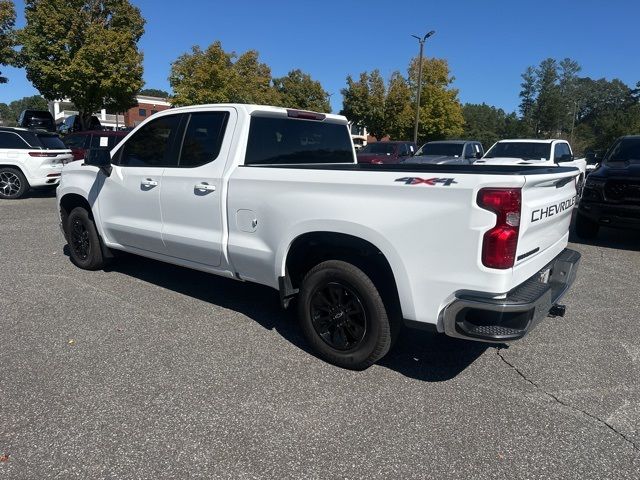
[
  {"xmin": 178, "ymin": 112, "xmax": 229, "ymax": 167},
  {"xmin": 117, "ymin": 115, "xmax": 180, "ymax": 167}
]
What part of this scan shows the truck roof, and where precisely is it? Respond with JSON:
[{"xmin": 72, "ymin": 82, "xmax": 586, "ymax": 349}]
[
  {"xmin": 427, "ymin": 140, "xmax": 476, "ymax": 145},
  {"xmin": 164, "ymin": 103, "xmax": 349, "ymax": 124},
  {"xmin": 498, "ymin": 139, "xmax": 567, "ymax": 144}
]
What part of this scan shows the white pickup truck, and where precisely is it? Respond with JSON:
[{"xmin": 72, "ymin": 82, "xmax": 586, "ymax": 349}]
[
  {"xmin": 477, "ymin": 139, "xmax": 587, "ymax": 193},
  {"xmin": 56, "ymin": 104, "xmax": 581, "ymax": 369}
]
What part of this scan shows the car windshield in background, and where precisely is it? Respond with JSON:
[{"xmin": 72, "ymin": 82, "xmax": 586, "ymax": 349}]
[
  {"xmin": 245, "ymin": 117, "xmax": 353, "ymax": 165},
  {"xmin": 36, "ymin": 134, "xmax": 66, "ymax": 149},
  {"xmin": 416, "ymin": 143, "xmax": 463, "ymax": 157},
  {"xmin": 485, "ymin": 142, "xmax": 551, "ymax": 160},
  {"xmin": 358, "ymin": 143, "xmax": 395, "ymax": 155},
  {"xmin": 605, "ymin": 138, "xmax": 640, "ymax": 165}
]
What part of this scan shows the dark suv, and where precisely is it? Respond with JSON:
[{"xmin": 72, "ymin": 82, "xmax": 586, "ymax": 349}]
[
  {"xmin": 17, "ymin": 109, "xmax": 56, "ymax": 132},
  {"xmin": 356, "ymin": 141, "xmax": 417, "ymax": 164},
  {"xmin": 576, "ymin": 135, "xmax": 640, "ymax": 238}
]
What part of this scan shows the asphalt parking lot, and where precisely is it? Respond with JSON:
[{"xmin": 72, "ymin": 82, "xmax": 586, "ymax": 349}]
[{"xmin": 1, "ymin": 192, "xmax": 639, "ymax": 479}]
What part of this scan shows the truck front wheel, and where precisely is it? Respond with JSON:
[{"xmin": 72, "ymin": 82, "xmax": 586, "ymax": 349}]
[
  {"xmin": 66, "ymin": 207, "xmax": 109, "ymax": 270},
  {"xmin": 298, "ymin": 260, "xmax": 393, "ymax": 370}
]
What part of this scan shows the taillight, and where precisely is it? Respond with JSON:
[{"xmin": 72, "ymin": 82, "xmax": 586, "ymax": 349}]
[
  {"xmin": 28, "ymin": 151, "xmax": 58, "ymax": 157},
  {"xmin": 371, "ymin": 158, "xmax": 383, "ymax": 164},
  {"xmin": 477, "ymin": 188, "xmax": 521, "ymax": 269}
]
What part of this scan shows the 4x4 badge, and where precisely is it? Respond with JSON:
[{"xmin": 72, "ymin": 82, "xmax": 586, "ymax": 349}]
[{"xmin": 395, "ymin": 177, "xmax": 458, "ymax": 186}]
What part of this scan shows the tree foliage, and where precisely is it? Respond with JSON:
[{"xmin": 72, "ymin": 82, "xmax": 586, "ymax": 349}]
[
  {"xmin": 19, "ymin": 0, "xmax": 145, "ymax": 127},
  {"xmin": 170, "ymin": 42, "xmax": 272, "ymax": 106},
  {"xmin": 0, "ymin": 0, "xmax": 16, "ymax": 84},
  {"xmin": 461, "ymin": 103, "xmax": 524, "ymax": 149},
  {"xmin": 0, "ymin": 94, "xmax": 47, "ymax": 126},
  {"xmin": 517, "ymin": 57, "xmax": 639, "ymax": 153},
  {"xmin": 273, "ymin": 69, "xmax": 331, "ymax": 113},
  {"xmin": 139, "ymin": 87, "xmax": 169, "ymax": 98},
  {"xmin": 341, "ymin": 57, "xmax": 463, "ymax": 142},
  {"xmin": 170, "ymin": 42, "xmax": 331, "ymax": 111},
  {"xmin": 407, "ymin": 57, "xmax": 464, "ymax": 142}
]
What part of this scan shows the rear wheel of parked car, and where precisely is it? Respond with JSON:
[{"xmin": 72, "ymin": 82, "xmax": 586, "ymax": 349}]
[
  {"xmin": 575, "ymin": 211, "xmax": 599, "ymax": 239},
  {"xmin": 298, "ymin": 260, "xmax": 393, "ymax": 370},
  {"xmin": 66, "ymin": 207, "xmax": 109, "ymax": 270},
  {"xmin": 0, "ymin": 167, "xmax": 29, "ymax": 199}
]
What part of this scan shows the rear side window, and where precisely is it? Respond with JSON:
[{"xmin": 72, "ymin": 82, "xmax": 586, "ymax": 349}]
[
  {"xmin": 245, "ymin": 116, "xmax": 353, "ymax": 165},
  {"xmin": 178, "ymin": 112, "xmax": 229, "ymax": 167},
  {"xmin": 36, "ymin": 134, "xmax": 66, "ymax": 149},
  {"xmin": 554, "ymin": 143, "xmax": 571, "ymax": 162},
  {"xmin": 118, "ymin": 115, "xmax": 180, "ymax": 167},
  {"xmin": 0, "ymin": 132, "xmax": 30, "ymax": 149}
]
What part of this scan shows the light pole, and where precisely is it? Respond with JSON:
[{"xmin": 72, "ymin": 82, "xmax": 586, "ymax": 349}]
[{"xmin": 412, "ymin": 30, "xmax": 435, "ymax": 144}]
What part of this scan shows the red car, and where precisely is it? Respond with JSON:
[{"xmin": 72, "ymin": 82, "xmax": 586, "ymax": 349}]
[
  {"xmin": 62, "ymin": 130, "xmax": 128, "ymax": 161},
  {"xmin": 356, "ymin": 141, "xmax": 417, "ymax": 164}
]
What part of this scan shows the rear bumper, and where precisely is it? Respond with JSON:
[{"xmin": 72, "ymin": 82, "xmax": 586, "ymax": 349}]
[
  {"xmin": 578, "ymin": 202, "xmax": 640, "ymax": 230},
  {"xmin": 441, "ymin": 248, "xmax": 581, "ymax": 343}
]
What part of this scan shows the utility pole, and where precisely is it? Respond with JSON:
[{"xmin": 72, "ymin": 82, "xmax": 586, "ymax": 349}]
[{"xmin": 412, "ymin": 30, "xmax": 435, "ymax": 145}]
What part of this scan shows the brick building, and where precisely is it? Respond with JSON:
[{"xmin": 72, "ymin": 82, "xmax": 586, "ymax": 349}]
[{"xmin": 123, "ymin": 95, "xmax": 171, "ymax": 127}]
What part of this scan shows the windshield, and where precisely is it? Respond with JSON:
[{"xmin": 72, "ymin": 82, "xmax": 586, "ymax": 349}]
[
  {"xmin": 415, "ymin": 143, "xmax": 463, "ymax": 157},
  {"xmin": 484, "ymin": 142, "xmax": 551, "ymax": 160},
  {"xmin": 36, "ymin": 134, "xmax": 66, "ymax": 149},
  {"xmin": 358, "ymin": 143, "xmax": 396, "ymax": 155},
  {"xmin": 604, "ymin": 138, "xmax": 640, "ymax": 165}
]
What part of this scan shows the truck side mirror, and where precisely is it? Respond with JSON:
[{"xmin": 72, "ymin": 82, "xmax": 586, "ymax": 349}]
[
  {"xmin": 475, "ymin": 151, "xmax": 483, "ymax": 159},
  {"xmin": 85, "ymin": 148, "xmax": 112, "ymax": 175}
]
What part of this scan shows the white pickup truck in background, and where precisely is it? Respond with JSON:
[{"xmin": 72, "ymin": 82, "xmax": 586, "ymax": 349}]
[
  {"xmin": 56, "ymin": 104, "xmax": 581, "ymax": 369},
  {"xmin": 477, "ymin": 139, "xmax": 587, "ymax": 193}
]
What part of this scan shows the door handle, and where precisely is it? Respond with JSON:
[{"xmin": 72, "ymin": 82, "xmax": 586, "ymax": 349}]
[
  {"xmin": 141, "ymin": 179, "xmax": 158, "ymax": 187},
  {"xmin": 194, "ymin": 183, "xmax": 216, "ymax": 192}
]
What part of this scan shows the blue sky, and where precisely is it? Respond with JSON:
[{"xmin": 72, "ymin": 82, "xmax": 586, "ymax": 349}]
[{"xmin": 2, "ymin": 0, "xmax": 639, "ymax": 114}]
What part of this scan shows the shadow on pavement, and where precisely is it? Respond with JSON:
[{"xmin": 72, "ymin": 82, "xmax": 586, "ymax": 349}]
[
  {"xmin": 569, "ymin": 216, "xmax": 640, "ymax": 252},
  {"xmin": 25, "ymin": 187, "xmax": 57, "ymax": 199},
  {"xmin": 90, "ymin": 252, "xmax": 486, "ymax": 382}
]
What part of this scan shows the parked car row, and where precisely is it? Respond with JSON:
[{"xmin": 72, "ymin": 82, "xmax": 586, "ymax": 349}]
[{"xmin": 0, "ymin": 122, "xmax": 127, "ymax": 198}]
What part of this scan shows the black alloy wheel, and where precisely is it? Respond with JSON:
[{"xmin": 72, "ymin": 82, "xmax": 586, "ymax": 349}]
[
  {"xmin": 70, "ymin": 217, "xmax": 91, "ymax": 261},
  {"xmin": 310, "ymin": 281, "xmax": 367, "ymax": 351}
]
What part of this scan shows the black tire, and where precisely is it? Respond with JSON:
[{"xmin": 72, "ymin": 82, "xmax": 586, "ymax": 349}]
[
  {"xmin": 298, "ymin": 260, "xmax": 393, "ymax": 370},
  {"xmin": 0, "ymin": 167, "xmax": 29, "ymax": 199},
  {"xmin": 575, "ymin": 211, "xmax": 599, "ymax": 239},
  {"xmin": 65, "ymin": 207, "xmax": 109, "ymax": 270}
]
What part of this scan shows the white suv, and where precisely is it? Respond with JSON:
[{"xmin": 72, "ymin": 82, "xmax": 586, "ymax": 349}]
[{"xmin": 0, "ymin": 127, "xmax": 73, "ymax": 199}]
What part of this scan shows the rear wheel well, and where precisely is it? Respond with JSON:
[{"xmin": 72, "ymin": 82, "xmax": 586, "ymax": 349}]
[{"xmin": 285, "ymin": 232, "xmax": 401, "ymax": 318}]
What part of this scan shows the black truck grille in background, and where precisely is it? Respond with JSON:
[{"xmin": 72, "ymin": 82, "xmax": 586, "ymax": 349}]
[{"xmin": 604, "ymin": 180, "xmax": 640, "ymax": 204}]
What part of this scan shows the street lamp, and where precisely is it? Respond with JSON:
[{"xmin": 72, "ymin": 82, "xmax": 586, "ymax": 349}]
[{"xmin": 411, "ymin": 30, "xmax": 436, "ymax": 144}]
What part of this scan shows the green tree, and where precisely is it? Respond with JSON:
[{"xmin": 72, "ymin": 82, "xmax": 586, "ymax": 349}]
[
  {"xmin": 169, "ymin": 41, "xmax": 280, "ymax": 106},
  {"xmin": 139, "ymin": 88, "xmax": 169, "ymax": 98},
  {"xmin": 408, "ymin": 56, "xmax": 464, "ymax": 142},
  {"xmin": 519, "ymin": 66, "xmax": 537, "ymax": 136},
  {"xmin": 340, "ymin": 70, "xmax": 389, "ymax": 139},
  {"xmin": 0, "ymin": 94, "xmax": 48, "ymax": 126},
  {"xmin": 273, "ymin": 69, "xmax": 331, "ymax": 113},
  {"xmin": 384, "ymin": 72, "xmax": 413, "ymax": 140},
  {"xmin": 0, "ymin": 0, "xmax": 16, "ymax": 84},
  {"xmin": 19, "ymin": 0, "xmax": 145, "ymax": 129}
]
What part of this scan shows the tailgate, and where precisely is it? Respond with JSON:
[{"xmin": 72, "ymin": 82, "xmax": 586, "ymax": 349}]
[{"xmin": 517, "ymin": 169, "xmax": 578, "ymax": 265}]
